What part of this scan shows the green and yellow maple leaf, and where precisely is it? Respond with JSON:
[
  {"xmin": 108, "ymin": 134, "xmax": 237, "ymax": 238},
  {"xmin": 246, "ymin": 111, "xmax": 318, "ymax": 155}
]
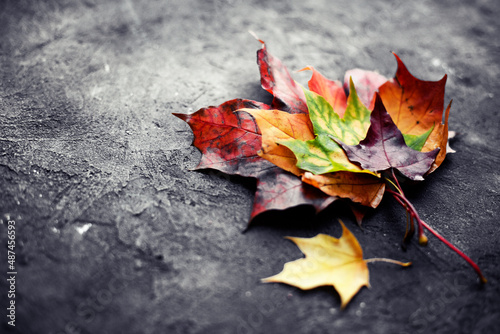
[{"xmin": 279, "ymin": 79, "xmax": 374, "ymax": 175}]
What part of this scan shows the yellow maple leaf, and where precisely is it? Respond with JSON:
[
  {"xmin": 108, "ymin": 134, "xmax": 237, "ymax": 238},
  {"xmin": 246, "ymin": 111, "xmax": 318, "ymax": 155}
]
[{"xmin": 262, "ymin": 220, "xmax": 411, "ymax": 308}]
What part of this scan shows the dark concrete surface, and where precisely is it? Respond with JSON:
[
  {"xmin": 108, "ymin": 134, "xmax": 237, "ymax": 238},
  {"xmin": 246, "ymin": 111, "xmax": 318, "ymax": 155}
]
[{"xmin": 1, "ymin": 0, "xmax": 499, "ymax": 333}]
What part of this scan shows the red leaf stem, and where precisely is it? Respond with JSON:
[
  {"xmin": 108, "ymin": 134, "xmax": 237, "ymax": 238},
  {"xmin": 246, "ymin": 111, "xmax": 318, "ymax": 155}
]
[
  {"xmin": 386, "ymin": 178, "xmax": 486, "ymax": 283},
  {"xmin": 419, "ymin": 220, "xmax": 487, "ymax": 284}
]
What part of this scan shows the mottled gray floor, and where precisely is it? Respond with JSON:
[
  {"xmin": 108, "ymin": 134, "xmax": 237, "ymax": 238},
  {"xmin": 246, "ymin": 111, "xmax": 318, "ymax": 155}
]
[{"xmin": 1, "ymin": 0, "xmax": 499, "ymax": 333}]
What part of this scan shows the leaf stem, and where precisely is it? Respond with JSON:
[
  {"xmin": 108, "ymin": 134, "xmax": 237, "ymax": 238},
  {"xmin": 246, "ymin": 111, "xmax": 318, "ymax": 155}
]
[
  {"xmin": 385, "ymin": 177, "xmax": 402, "ymax": 196},
  {"xmin": 403, "ymin": 202, "xmax": 415, "ymax": 248},
  {"xmin": 384, "ymin": 170, "xmax": 486, "ymax": 283},
  {"xmin": 387, "ymin": 189, "xmax": 427, "ymax": 245},
  {"xmin": 387, "ymin": 169, "xmax": 427, "ymax": 244},
  {"xmin": 365, "ymin": 258, "xmax": 412, "ymax": 267},
  {"xmin": 419, "ymin": 220, "xmax": 487, "ymax": 284},
  {"xmin": 391, "ymin": 169, "xmax": 403, "ymax": 195}
]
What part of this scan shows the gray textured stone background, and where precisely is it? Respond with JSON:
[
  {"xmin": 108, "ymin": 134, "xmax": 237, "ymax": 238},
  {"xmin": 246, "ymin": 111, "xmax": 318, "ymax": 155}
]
[{"xmin": 1, "ymin": 0, "xmax": 499, "ymax": 333}]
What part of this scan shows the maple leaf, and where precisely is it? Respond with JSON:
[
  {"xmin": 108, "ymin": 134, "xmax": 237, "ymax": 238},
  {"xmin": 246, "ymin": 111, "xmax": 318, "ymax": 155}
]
[
  {"xmin": 378, "ymin": 53, "xmax": 447, "ymax": 136},
  {"xmin": 241, "ymin": 109, "xmax": 315, "ymax": 176},
  {"xmin": 173, "ymin": 99, "xmax": 273, "ymax": 178},
  {"xmin": 334, "ymin": 94, "xmax": 440, "ymax": 181},
  {"xmin": 250, "ymin": 167, "xmax": 336, "ymax": 220},
  {"xmin": 376, "ymin": 53, "xmax": 455, "ymax": 171},
  {"xmin": 257, "ymin": 40, "xmax": 308, "ymax": 114},
  {"xmin": 280, "ymin": 79, "xmax": 374, "ymax": 175},
  {"xmin": 301, "ymin": 172, "xmax": 385, "ymax": 208},
  {"xmin": 262, "ymin": 220, "xmax": 410, "ymax": 308}
]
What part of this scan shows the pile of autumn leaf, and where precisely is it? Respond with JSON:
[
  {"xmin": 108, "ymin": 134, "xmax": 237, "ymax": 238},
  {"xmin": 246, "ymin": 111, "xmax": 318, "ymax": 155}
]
[{"xmin": 174, "ymin": 40, "xmax": 484, "ymax": 308}]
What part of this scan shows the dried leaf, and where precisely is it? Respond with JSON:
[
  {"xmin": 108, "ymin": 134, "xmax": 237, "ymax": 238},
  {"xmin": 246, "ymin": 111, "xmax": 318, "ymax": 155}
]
[
  {"xmin": 250, "ymin": 167, "xmax": 336, "ymax": 220},
  {"xmin": 376, "ymin": 53, "xmax": 452, "ymax": 171},
  {"xmin": 302, "ymin": 172, "xmax": 385, "ymax": 208},
  {"xmin": 173, "ymin": 99, "xmax": 273, "ymax": 177},
  {"xmin": 241, "ymin": 109, "xmax": 314, "ymax": 176},
  {"xmin": 257, "ymin": 41, "xmax": 308, "ymax": 114},
  {"xmin": 378, "ymin": 53, "xmax": 447, "ymax": 135},
  {"xmin": 262, "ymin": 221, "xmax": 411, "ymax": 308},
  {"xmin": 262, "ymin": 221, "xmax": 369, "ymax": 308}
]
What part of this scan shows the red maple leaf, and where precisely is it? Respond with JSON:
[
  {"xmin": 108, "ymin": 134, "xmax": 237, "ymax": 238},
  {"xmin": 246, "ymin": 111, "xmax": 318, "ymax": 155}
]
[{"xmin": 257, "ymin": 41, "xmax": 308, "ymax": 114}]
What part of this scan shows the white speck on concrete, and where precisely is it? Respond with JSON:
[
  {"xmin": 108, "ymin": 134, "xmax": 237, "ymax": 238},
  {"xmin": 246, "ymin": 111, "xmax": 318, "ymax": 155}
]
[
  {"xmin": 75, "ymin": 223, "xmax": 92, "ymax": 235},
  {"xmin": 432, "ymin": 58, "xmax": 441, "ymax": 67}
]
